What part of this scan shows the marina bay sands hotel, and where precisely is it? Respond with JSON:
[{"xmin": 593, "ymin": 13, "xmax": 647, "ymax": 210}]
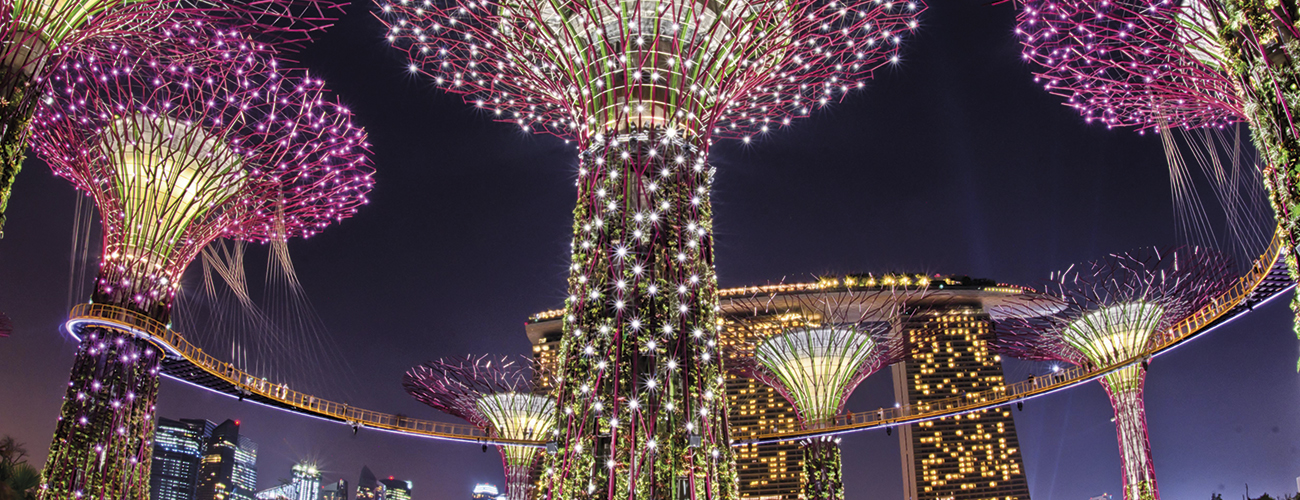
[{"xmin": 525, "ymin": 273, "xmax": 1039, "ymax": 500}]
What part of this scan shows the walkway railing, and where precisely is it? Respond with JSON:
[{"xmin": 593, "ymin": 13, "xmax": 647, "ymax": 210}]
[
  {"xmin": 65, "ymin": 226, "xmax": 1290, "ymax": 448},
  {"xmin": 737, "ymin": 227, "xmax": 1289, "ymax": 444},
  {"xmin": 66, "ymin": 303, "xmax": 529, "ymax": 446}
]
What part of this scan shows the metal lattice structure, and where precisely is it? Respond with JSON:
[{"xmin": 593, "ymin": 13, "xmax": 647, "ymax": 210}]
[
  {"xmin": 1016, "ymin": 0, "xmax": 1242, "ymax": 131},
  {"xmin": 30, "ymin": 22, "xmax": 372, "ymax": 500},
  {"xmin": 724, "ymin": 286, "xmax": 918, "ymax": 500},
  {"xmin": 1014, "ymin": 0, "xmax": 1300, "ymax": 356},
  {"xmin": 991, "ymin": 247, "xmax": 1234, "ymax": 500},
  {"xmin": 404, "ymin": 355, "xmax": 556, "ymax": 500},
  {"xmin": 378, "ymin": 0, "xmax": 925, "ymax": 496},
  {"xmin": 0, "ymin": 0, "xmax": 348, "ymax": 237}
]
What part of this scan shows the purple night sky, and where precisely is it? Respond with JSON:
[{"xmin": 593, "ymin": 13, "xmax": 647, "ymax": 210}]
[{"xmin": 1, "ymin": 1, "xmax": 1298, "ymax": 499}]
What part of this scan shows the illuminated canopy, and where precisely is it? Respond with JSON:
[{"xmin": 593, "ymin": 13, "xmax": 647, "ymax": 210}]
[
  {"xmin": 477, "ymin": 392, "xmax": 557, "ymax": 466},
  {"xmin": 1016, "ymin": 0, "xmax": 1242, "ymax": 130},
  {"xmin": 30, "ymin": 22, "xmax": 373, "ymax": 316},
  {"xmin": 381, "ymin": 0, "xmax": 922, "ymax": 140},
  {"xmin": 755, "ymin": 327, "xmax": 878, "ymax": 423},
  {"xmin": 404, "ymin": 355, "xmax": 551, "ymax": 500},
  {"xmin": 1062, "ymin": 302, "xmax": 1165, "ymax": 368},
  {"xmin": 100, "ymin": 114, "xmax": 245, "ymax": 282}
]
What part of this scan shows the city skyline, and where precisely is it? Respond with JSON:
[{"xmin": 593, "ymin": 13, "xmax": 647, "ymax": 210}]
[{"xmin": 2, "ymin": 2, "xmax": 1300, "ymax": 500}]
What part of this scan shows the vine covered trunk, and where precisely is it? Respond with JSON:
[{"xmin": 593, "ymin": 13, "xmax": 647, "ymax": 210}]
[
  {"xmin": 801, "ymin": 437, "xmax": 843, "ymax": 500},
  {"xmin": 1217, "ymin": 0, "xmax": 1300, "ymax": 366},
  {"xmin": 39, "ymin": 325, "xmax": 164, "ymax": 500},
  {"xmin": 542, "ymin": 129, "xmax": 737, "ymax": 500},
  {"xmin": 0, "ymin": 61, "xmax": 40, "ymax": 238},
  {"xmin": 1102, "ymin": 366, "xmax": 1157, "ymax": 500}
]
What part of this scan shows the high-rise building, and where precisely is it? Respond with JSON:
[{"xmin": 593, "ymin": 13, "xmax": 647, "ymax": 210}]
[
  {"xmin": 379, "ymin": 477, "xmax": 412, "ymax": 500},
  {"xmin": 356, "ymin": 466, "xmax": 385, "ymax": 500},
  {"xmin": 891, "ymin": 277, "xmax": 1038, "ymax": 500},
  {"xmin": 719, "ymin": 312, "xmax": 803, "ymax": 500},
  {"xmin": 196, "ymin": 419, "xmax": 259, "ymax": 500},
  {"xmin": 292, "ymin": 463, "xmax": 322, "ymax": 500},
  {"xmin": 321, "ymin": 479, "xmax": 349, "ymax": 500},
  {"xmin": 256, "ymin": 484, "xmax": 297, "ymax": 500},
  {"xmin": 152, "ymin": 418, "xmax": 216, "ymax": 500},
  {"xmin": 472, "ymin": 483, "xmax": 500, "ymax": 500},
  {"xmin": 253, "ymin": 464, "xmax": 322, "ymax": 500},
  {"xmin": 529, "ymin": 274, "xmax": 1046, "ymax": 500}
]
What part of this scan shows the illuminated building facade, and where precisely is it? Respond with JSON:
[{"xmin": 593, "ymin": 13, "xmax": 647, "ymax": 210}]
[
  {"xmin": 890, "ymin": 278, "xmax": 1033, "ymax": 500},
  {"xmin": 355, "ymin": 466, "xmax": 384, "ymax": 500},
  {"xmin": 196, "ymin": 419, "xmax": 258, "ymax": 500},
  {"xmin": 152, "ymin": 418, "xmax": 216, "ymax": 500},
  {"xmin": 472, "ymin": 484, "xmax": 501, "ymax": 500},
  {"xmin": 378, "ymin": 477, "xmax": 411, "ymax": 500},
  {"xmin": 256, "ymin": 484, "xmax": 297, "ymax": 500},
  {"xmin": 321, "ymin": 479, "xmax": 349, "ymax": 500},
  {"xmin": 292, "ymin": 464, "xmax": 322, "ymax": 500},
  {"xmin": 718, "ymin": 307, "xmax": 810, "ymax": 500},
  {"xmin": 529, "ymin": 275, "xmax": 1047, "ymax": 500}
]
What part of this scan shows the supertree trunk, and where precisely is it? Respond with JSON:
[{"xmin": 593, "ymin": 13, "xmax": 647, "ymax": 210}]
[
  {"xmin": 0, "ymin": 58, "xmax": 42, "ymax": 238},
  {"xmin": 506, "ymin": 463, "xmax": 534, "ymax": 500},
  {"xmin": 1215, "ymin": 0, "xmax": 1300, "ymax": 361},
  {"xmin": 1101, "ymin": 366, "xmax": 1157, "ymax": 500},
  {"xmin": 40, "ymin": 326, "xmax": 164, "ymax": 500},
  {"xmin": 545, "ymin": 128, "xmax": 736, "ymax": 500},
  {"xmin": 800, "ymin": 437, "xmax": 844, "ymax": 500}
]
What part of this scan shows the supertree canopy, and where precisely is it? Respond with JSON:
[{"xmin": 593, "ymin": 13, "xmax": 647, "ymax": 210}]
[
  {"xmin": 991, "ymin": 247, "xmax": 1233, "ymax": 500},
  {"xmin": 1016, "ymin": 0, "xmax": 1243, "ymax": 131},
  {"xmin": 0, "ymin": 0, "xmax": 347, "ymax": 237},
  {"xmin": 378, "ymin": 0, "xmax": 925, "ymax": 497},
  {"xmin": 1015, "ymin": 0, "xmax": 1300, "ymax": 354},
  {"xmin": 404, "ymin": 355, "xmax": 556, "ymax": 500},
  {"xmin": 724, "ymin": 286, "xmax": 913, "ymax": 500},
  {"xmin": 29, "ymin": 21, "xmax": 372, "ymax": 499}
]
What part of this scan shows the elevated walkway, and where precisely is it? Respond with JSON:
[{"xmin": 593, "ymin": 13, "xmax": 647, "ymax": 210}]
[{"xmin": 64, "ymin": 228, "xmax": 1292, "ymax": 448}]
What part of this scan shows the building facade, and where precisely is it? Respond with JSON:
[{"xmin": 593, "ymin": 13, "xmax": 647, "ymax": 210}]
[
  {"xmin": 472, "ymin": 483, "xmax": 501, "ymax": 499},
  {"xmin": 719, "ymin": 310, "xmax": 803, "ymax": 500},
  {"xmin": 255, "ymin": 484, "xmax": 296, "ymax": 500},
  {"xmin": 891, "ymin": 285, "xmax": 1033, "ymax": 500},
  {"xmin": 529, "ymin": 274, "xmax": 1045, "ymax": 500},
  {"xmin": 292, "ymin": 464, "xmax": 322, "ymax": 500},
  {"xmin": 151, "ymin": 418, "xmax": 216, "ymax": 500},
  {"xmin": 196, "ymin": 419, "xmax": 259, "ymax": 500},
  {"xmin": 356, "ymin": 466, "xmax": 385, "ymax": 500},
  {"xmin": 378, "ymin": 477, "xmax": 411, "ymax": 500},
  {"xmin": 321, "ymin": 479, "xmax": 349, "ymax": 500}
]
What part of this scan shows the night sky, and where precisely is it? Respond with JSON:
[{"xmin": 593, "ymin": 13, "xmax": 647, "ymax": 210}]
[{"xmin": 2, "ymin": 1, "xmax": 1299, "ymax": 499}]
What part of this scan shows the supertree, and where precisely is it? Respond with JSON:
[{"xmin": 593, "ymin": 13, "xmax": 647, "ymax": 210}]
[
  {"xmin": 403, "ymin": 355, "xmax": 556, "ymax": 500},
  {"xmin": 1013, "ymin": 0, "xmax": 1300, "ymax": 351},
  {"xmin": 28, "ymin": 21, "xmax": 372, "ymax": 499},
  {"xmin": 377, "ymin": 0, "xmax": 925, "ymax": 496},
  {"xmin": 990, "ymin": 247, "xmax": 1233, "ymax": 500},
  {"xmin": 0, "ymin": 0, "xmax": 346, "ymax": 237},
  {"xmin": 722, "ymin": 286, "xmax": 915, "ymax": 500}
]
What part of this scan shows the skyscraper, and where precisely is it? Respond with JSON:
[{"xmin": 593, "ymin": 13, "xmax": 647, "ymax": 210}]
[
  {"xmin": 152, "ymin": 418, "xmax": 216, "ymax": 500},
  {"xmin": 379, "ymin": 477, "xmax": 412, "ymax": 500},
  {"xmin": 321, "ymin": 479, "xmax": 349, "ymax": 500},
  {"xmin": 292, "ymin": 463, "xmax": 322, "ymax": 500},
  {"xmin": 196, "ymin": 419, "xmax": 259, "ymax": 500},
  {"xmin": 719, "ymin": 313, "xmax": 802, "ymax": 500},
  {"xmin": 355, "ymin": 466, "xmax": 385, "ymax": 500},
  {"xmin": 529, "ymin": 274, "xmax": 1045, "ymax": 500},
  {"xmin": 891, "ymin": 278, "xmax": 1037, "ymax": 500}
]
